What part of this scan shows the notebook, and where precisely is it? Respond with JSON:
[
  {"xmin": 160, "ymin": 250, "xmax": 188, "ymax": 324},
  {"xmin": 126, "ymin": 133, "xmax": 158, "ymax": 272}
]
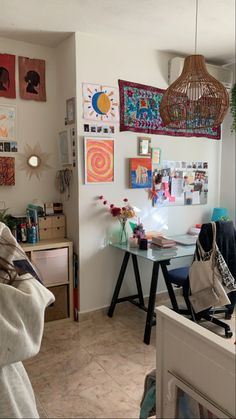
[{"xmin": 167, "ymin": 234, "xmax": 198, "ymax": 246}]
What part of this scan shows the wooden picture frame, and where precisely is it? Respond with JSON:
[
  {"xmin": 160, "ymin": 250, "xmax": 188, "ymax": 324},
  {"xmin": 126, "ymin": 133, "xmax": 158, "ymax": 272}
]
[
  {"xmin": 66, "ymin": 97, "xmax": 76, "ymax": 125},
  {"xmin": 84, "ymin": 137, "xmax": 114, "ymax": 184},
  {"xmin": 59, "ymin": 130, "xmax": 72, "ymax": 166},
  {"xmin": 138, "ymin": 137, "xmax": 151, "ymax": 156}
]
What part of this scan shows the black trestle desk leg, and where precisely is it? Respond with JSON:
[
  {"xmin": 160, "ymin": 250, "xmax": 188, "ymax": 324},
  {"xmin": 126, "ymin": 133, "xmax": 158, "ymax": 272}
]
[
  {"xmin": 161, "ymin": 262, "xmax": 179, "ymax": 312},
  {"xmin": 107, "ymin": 251, "xmax": 130, "ymax": 317},
  {"xmin": 131, "ymin": 254, "xmax": 144, "ymax": 307},
  {"xmin": 144, "ymin": 261, "xmax": 159, "ymax": 345}
]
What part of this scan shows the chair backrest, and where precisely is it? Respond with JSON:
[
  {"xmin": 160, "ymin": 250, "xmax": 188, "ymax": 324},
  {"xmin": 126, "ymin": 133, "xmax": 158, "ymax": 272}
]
[{"xmin": 198, "ymin": 221, "xmax": 236, "ymax": 279}]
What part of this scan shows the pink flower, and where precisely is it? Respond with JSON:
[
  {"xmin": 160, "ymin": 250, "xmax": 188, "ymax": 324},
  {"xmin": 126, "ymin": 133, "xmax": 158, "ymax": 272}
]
[
  {"xmin": 110, "ymin": 204, "xmax": 114, "ymax": 208},
  {"xmin": 111, "ymin": 207, "xmax": 121, "ymax": 217},
  {"xmin": 103, "ymin": 200, "xmax": 107, "ymax": 205},
  {"xmin": 123, "ymin": 198, "xmax": 128, "ymax": 202},
  {"xmin": 99, "ymin": 195, "xmax": 104, "ymax": 200}
]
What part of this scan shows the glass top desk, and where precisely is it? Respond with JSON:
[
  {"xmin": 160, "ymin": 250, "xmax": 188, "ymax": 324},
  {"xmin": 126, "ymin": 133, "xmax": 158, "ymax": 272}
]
[{"xmin": 108, "ymin": 242, "xmax": 195, "ymax": 344}]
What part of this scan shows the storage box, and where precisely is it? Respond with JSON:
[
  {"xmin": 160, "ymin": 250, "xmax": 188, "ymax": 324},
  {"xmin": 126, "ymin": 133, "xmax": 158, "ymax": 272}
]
[
  {"xmin": 38, "ymin": 215, "xmax": 66, "ymax": 240},
  {"xmin": 31, "ymin": 247, "xmax": 68, "ymax": 286},
  {"xmin": 45, "ymin": 285, "xmax": 69, "ymax": 322}
]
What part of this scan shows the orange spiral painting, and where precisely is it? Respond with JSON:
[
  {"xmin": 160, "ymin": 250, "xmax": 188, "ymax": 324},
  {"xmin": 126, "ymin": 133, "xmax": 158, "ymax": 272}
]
[{"xmin": 86, "ymin": 139, "xmax": 114, "ymax": 183}]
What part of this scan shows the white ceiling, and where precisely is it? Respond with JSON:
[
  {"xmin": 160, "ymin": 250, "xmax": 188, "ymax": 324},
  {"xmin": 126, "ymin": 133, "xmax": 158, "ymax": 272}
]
[{"xmin": 0, "ymin": 0, "xmax": 235, "ymax": 65}]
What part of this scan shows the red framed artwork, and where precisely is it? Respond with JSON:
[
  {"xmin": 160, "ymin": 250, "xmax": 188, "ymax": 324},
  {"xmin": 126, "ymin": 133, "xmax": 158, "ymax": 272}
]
[
  {"xmin": 0, "ymin": 53, "xmax": 16, "ymax": 99},
  {"xmin": 0, "ymin": 157, "xmax": 15, "ymax": 185},
  {"xmin": 18, "ymin": 56, "xmax": 46, "ymax": 101}
]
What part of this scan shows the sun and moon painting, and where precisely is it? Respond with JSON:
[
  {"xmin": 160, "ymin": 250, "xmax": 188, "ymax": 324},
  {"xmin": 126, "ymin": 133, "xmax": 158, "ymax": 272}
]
[
  {"xmin": 84, "ymin": 137, "xmax": 114, "ymax": 184},
  {"xmin": 83, "ymin": 83, "xmax": 119, "ymax": 122}
]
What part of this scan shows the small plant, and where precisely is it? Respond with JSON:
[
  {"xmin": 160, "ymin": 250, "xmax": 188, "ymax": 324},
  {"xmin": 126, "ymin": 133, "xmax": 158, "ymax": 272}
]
[
  {"xmin": 230, "ymin": 82, "xmax": 236, "ymax": 133},
  {"xmin": 0, "ymin": 208, "xmax": 16, "ymax": 231}
]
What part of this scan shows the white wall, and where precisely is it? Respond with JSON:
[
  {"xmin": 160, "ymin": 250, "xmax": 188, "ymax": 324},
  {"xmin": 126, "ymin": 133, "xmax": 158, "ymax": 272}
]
[
  {"xmin": 75, "ymin": 33, "xmax": 222, "ymax": 313},
  {"xmin": 220, "ymin": 68, "xmax": 235, "ymax": 224},
  {"xmin": 0, "ymin": 37, "xmax": 60, "ymax": 214},
  {"xmin": 55, "ymin": 35, "xmax": 79, "ymax": 253}
]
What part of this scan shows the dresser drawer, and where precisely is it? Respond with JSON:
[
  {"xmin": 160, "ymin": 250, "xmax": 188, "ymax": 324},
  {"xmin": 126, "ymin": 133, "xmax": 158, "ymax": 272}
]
[
  {"xmin": 39, "ymin": 216, "xmax": 52, "ymax": 229},
  {"xmin": 51, "ymin": 226, "xmax": 65, "ymax": 238},
  {"xmin": 39, "ymin": 228, "xmax": 52, "ymax": 240},
  {"xmin": 52, "ymin": 215, "xmax": 65, "ymax": 228}
]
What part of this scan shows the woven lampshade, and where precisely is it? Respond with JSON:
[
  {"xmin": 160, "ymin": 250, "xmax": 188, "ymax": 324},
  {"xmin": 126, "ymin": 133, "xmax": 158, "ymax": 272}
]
[{"xmin": 160, "ymin": 55, "xmax": 229, "ymax": 130}]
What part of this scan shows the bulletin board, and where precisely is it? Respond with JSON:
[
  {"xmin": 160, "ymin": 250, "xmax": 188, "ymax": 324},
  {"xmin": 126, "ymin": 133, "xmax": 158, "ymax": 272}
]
[{"xmin": 152, "ymin": 160, "xmax": 208, "ymax": 207}]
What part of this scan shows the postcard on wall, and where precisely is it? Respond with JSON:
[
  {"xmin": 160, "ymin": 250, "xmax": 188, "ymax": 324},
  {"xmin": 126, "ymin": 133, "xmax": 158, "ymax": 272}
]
[
  {"xmin": 84, "ymin": 137, "xmax": 114, "ymax": 184},
  {"xmin": 18, "ymin": 56, "xmax": 46, "ymax": 101},
  {"xmin": 0, "ymin": 105, "xmax": 16, "ymax": 142},
  {"xmin": 130, "ymin": 157, "xmax": 152, "ymax": 189},
  {"xmin": 152, "ymin": 147, "xmax": 161, "ymax": 165},
  {"xmin": 82, "ymin": 83, "xmax": 119, "ymax": 122},
  {"xmin": 0, "ymin": 53, "xmax": 16, "ymax": 99}
]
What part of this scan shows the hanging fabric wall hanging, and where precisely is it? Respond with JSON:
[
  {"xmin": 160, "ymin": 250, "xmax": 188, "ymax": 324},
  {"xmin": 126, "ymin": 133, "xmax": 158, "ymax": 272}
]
[
  {"xmin": 160, "ymin": 0, "xmax": 229, "ymax": 130},
  {"xmin": 119, "ymin": 79, "xmax": 220, "ymax": 139}
]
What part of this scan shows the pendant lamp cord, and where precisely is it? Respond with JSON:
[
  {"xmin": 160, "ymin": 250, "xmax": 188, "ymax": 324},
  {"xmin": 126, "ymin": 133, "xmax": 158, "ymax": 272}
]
[{"xmin": 194, "ymin": 0, "xmax": 199, "ymax": 54}]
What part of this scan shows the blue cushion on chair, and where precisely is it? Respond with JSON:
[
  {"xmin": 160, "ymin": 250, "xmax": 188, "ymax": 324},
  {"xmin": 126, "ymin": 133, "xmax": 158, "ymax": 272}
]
[{"xmin": 168, "ymin": 266, "xmax": 189, "ymax": 286}]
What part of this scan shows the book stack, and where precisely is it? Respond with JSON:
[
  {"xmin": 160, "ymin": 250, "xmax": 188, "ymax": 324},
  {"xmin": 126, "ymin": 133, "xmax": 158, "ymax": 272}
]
[{"xmin": 151, "ymin": 236, "xmax": 176, "ymax": 248}]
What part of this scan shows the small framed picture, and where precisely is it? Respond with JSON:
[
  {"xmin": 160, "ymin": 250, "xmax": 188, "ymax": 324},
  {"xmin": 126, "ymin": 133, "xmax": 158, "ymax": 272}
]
[
  {"xmin": 66, "ymin": 97, "xmax": 76, "ymax": 125},
  {"xmin": 152, "ymin": 147, "xmax": 161, "ymax": 165},
  {"xmin": 138, "ymin": 137, "xmax": 151, "ymax": 156},
  {"xmin": 84, "ymin": 137, "xmax": 114, "ymax": 184},
  {"xmin": 59, "ymin": 130, "xmax": 72, "ymax": 165}
]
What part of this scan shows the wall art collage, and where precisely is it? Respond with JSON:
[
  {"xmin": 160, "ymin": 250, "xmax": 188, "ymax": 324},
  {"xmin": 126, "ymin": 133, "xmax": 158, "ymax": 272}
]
[{"xmin": 0, "ymin": 52, "xmax": 46, "ymax": 186}]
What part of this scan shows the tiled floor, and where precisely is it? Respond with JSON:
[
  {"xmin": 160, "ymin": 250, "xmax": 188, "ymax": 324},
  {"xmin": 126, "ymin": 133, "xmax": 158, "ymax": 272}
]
[{"xmin": 24, "ymin": 299, "xmax": 235, "ymax": 418}]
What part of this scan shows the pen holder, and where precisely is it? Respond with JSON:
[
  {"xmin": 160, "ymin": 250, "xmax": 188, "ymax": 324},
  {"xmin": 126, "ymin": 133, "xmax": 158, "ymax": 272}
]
[{"xmin": 139, "ymin": 238, "xmax": 148, "ymax": 250}]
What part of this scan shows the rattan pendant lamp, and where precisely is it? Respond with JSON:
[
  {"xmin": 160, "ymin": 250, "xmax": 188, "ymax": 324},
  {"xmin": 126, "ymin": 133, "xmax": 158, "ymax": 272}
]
[{"xmin": 160, "ymin": 0, "xmax": 229, "ymax": 130}]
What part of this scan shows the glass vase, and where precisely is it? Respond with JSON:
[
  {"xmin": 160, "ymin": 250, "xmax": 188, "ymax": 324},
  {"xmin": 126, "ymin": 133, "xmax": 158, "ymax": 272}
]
[{"xmin": 118, "ymin": 219, "xmax": 128, "ymax": 245}]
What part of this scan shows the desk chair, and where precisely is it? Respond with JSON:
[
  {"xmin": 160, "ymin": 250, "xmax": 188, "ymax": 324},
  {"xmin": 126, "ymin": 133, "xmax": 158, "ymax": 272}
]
[{"xmin": 162, "ymin": 221, "xmax": 236, "ymax": 338}]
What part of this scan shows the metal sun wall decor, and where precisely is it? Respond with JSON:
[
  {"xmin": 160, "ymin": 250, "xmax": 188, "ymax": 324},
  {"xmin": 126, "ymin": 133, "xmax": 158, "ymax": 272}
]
[
  {"xmin": 0, "ymin": 53, "xmax": 16, "ymax": 99},
  {"xmin": 18, "ymin": 56, "xmax": 46, "ymax": 101},
  {"xmin": 18, "ymin": 143, "xmax": 51, "ymax": 179},
  {"xmin": 83, "ymin": 83, "xmax": 119, "ymax": 122}
]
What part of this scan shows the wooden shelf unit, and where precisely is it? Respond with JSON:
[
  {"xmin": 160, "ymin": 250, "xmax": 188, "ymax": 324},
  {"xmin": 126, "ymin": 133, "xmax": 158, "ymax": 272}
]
[{"xmin": 21, "ymin": 238, "xmax": 73, "ymax": 321}]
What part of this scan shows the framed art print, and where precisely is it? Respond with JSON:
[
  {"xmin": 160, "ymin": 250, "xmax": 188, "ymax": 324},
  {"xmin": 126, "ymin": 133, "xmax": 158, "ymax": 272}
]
[
  {"xmin": 152, "ymin": 147, "xmax": 161, "ymax": 165},
  {"xmin": 0, "ymin": 53, "xmax": 16, "ymax": 98},
  {"xmin": 82, "ymin": 83, "xmax": 119, "ymax": 122},
  {"xmin": 130, "ymin": 157, "xmax": 152, "ymax": 189},
  {"xmin": 138, "ymin": 137, "xmax": 151, "ymax": 156},
  {"xmin": 18, "ymin": 56, "xmax": 46, "ymax": 101},
  {"xmin": 84, "ymin": 137, "xmax": 114, "ymax": 184},
  {"xmin": 59, "ymin": 130, "xmax": 72, "ymax": 165},
  {"xmin": 66, "ymin": 97, "xmax": 76, "ymax": 125},
  {"xmin": 0, "ymin": 105, "xmax": 16, "ymax": 142}
]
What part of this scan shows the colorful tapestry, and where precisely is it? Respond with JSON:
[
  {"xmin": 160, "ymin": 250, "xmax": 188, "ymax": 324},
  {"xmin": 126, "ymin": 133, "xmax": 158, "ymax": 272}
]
[
  {"xmin": 83, "ymin": 83, "xmax": 119, "ymax": 122},
  {"xmin": 119, "ymin": 80, "xmax": 221, "ymax": 140},
  {"xmin": 18, "ymin": 57, "xmax": 46, "ymax": 101},
  {"xmin": 0, "ymin": 53, "xmax": 16, "ymax": 99},
  {"xmin": 0, "ymin": 157, "xmax": 15, "ymax": 185}
]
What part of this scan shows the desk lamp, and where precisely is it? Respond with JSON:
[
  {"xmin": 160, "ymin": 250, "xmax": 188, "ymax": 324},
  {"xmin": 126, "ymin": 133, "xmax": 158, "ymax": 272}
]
[{"xmin": 211, "ymin": 207, "xmax": 229, "ymax": 221}]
